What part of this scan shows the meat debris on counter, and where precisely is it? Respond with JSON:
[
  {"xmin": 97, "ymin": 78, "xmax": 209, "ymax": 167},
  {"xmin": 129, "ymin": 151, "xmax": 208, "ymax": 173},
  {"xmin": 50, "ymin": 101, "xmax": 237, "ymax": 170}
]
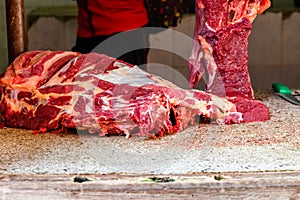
[{"xmin": 188, "ymin": 0, "xmax": 271, "ymax": 122}]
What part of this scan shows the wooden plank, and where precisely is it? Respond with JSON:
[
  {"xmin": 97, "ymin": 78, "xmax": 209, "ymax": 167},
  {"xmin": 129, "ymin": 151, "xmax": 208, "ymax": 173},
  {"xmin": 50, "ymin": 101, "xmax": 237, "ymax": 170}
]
[{"xmin": 0, "ymin": 172, "xmax": 299, "ymax": 199}]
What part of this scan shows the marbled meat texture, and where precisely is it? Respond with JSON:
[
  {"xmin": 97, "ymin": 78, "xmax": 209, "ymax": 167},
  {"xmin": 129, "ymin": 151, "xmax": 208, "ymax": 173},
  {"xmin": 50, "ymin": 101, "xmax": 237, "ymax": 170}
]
[
  {"xmin": 188, "ymin": 0, "xmax": 271, "ymax": 122},
  {"xmin": 0, "ymin": 51, "xmax": 242, "ymax": 137}
]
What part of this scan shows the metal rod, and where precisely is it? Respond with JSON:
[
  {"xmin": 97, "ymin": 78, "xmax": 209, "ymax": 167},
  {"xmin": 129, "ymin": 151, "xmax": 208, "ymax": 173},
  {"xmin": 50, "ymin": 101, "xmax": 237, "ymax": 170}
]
[{"xmin": 5, "ymin": 0, "xmax": 25, "ymax": 63}]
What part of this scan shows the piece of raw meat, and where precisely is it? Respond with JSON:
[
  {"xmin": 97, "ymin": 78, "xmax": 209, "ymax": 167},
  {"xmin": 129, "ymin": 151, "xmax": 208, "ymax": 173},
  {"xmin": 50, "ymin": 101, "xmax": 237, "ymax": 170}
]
[
  {"xmin": 0, "ymin": 51, "xmax": 242, "ymax": 137},
  {"xmin": 188, "ymin": 0, "xmax": 271, "ymax": 122}
]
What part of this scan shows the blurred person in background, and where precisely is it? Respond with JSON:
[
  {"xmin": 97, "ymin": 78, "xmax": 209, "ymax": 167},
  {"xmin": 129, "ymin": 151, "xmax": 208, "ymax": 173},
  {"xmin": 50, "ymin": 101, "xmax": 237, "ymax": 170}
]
[{"xmin": 72, "ymin": 0, "xmax": 150, "ymax": 66}]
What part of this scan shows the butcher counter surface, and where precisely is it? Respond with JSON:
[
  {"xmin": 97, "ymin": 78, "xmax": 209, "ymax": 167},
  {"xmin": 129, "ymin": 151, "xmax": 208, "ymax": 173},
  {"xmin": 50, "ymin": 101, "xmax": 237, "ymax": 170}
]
[
  {"xmin": 0, "ymin": 90, "xmax": 299, "ymax": 174},
  {"xmin": 0, "ymin": 90, "xmax": 299, "ymax": 199}
]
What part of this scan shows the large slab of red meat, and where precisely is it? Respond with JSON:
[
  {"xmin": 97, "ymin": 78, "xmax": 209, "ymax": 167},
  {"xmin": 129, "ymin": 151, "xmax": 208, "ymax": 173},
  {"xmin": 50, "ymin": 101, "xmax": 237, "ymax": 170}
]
[
  {"xmin": 0, "ymin": 51, "xmax": 242, "ymax": 137},
  {"xmin": 0, "ymin": 1, "xmax": 271, "ymax": 137},
  {"xmin": 188, "ymin": 0, "xmax": 271, "ymax": 122}
]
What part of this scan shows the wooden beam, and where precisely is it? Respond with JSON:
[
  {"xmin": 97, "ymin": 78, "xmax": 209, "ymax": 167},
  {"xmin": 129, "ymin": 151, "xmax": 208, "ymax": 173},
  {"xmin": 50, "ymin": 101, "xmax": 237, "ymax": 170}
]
[
  {"xmin": 5, "ymin": 0, "xmax": 25, "ymax": 63},
  {"xmin": 0, "ymin": 172, "xmax": 299, "ymax": 199}
]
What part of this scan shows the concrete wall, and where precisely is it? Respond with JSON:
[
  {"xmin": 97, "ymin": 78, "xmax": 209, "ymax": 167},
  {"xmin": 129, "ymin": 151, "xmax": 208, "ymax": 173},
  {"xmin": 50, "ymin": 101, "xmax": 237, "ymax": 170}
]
[
  {"xmin": 27, "ymin": 13, "xmax": 77, "ymax": 52},
  {"xmin": 248, "ymin": 12, "xmax": 300, "ymax": 90},
  {"xmin": 0, "ymin": 1, "xmax": 8, "ymax": 72}
]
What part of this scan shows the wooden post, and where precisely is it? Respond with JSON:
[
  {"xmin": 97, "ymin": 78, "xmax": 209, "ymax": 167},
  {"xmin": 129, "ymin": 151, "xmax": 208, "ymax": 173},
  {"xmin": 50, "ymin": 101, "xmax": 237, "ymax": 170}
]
[{"xmin": 5, "ymin": 0, "xmax": 25, "ymax": 63}]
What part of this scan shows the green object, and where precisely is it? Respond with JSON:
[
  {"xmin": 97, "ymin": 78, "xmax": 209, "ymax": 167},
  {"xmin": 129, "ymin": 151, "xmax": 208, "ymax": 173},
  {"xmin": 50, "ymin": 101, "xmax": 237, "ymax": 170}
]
[
  {"xmin": 272, "ymin": 82, "xmax": 292, "ymax": 94},
  {"xmin": 272, "ymin": 82, "xmax": 300, "ymax": 105}
]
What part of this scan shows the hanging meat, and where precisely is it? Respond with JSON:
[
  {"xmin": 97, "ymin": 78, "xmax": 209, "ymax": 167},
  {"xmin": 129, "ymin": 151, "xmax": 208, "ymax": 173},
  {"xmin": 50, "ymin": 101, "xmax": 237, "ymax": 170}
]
[{"xmin": 188, "ymin": 0, "xmax": 271, "ymax": 122}]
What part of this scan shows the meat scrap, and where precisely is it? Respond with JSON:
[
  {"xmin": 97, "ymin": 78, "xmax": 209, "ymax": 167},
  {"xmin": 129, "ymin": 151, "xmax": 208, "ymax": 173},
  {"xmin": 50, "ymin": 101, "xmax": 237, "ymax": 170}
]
[
  {"xmin": 0, "ymin": 51, "xmax": 242, "ymax": 137},
  {"xmin": 188, "ymin": 0, "xmax": 271, "ymax": 122}
]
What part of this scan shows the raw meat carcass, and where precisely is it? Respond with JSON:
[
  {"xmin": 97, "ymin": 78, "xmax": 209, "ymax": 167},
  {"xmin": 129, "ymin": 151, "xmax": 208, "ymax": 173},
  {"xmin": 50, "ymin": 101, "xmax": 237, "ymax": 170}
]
[
  {"xmin": 188, "ymin": 0, "xmax": 271, "ymax": 122},
  {"xmin": 0, "ymin": 51, "xmax": 242, "ymax": 137}
]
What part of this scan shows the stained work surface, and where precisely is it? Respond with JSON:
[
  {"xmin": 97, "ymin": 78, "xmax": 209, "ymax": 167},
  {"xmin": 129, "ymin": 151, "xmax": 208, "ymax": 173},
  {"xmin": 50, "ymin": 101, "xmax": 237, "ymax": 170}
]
[{"xmin": 0, "ymin": 90, "xmax": 299, "ymax": 174}]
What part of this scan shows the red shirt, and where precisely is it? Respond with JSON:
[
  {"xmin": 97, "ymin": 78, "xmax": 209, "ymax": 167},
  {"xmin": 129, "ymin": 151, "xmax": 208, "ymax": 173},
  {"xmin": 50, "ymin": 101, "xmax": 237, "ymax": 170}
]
[{"xmin": 76, "ymin": 0, "xmax": 148, "ymax": 37}]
